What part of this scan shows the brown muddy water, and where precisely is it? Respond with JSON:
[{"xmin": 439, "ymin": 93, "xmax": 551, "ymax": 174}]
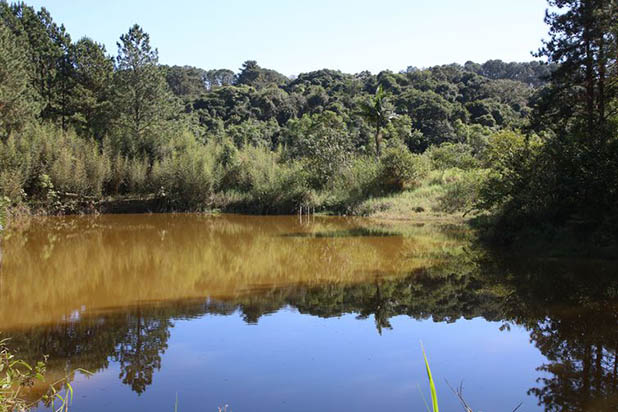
[{"xmin": 1, "ymin": 214, "xmax": 617, "ymax": 411}]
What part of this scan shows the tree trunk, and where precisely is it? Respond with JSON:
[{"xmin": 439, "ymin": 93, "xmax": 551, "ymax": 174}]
[
  {"xmin": 597, "ymin": 35, "xmax": 606, "ymax": 127},
  {"xmin": 583, "ymin": 3, "xmax": 596, "ymax": 133},
  {"xmin": 375, "ymin": 125, "xmax": 382, "ymax": 159}
]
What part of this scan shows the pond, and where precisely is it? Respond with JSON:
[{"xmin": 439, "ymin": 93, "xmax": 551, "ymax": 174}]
[{"xmin": 1, "ymin": 214, "xmax": 617, "ymax": 411}]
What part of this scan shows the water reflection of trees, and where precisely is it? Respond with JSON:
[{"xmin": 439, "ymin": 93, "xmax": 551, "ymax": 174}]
[
  {"xmin": 7, "ymin": 302, "xmax": 206, "ymax": 398},
  {"xmin": 4, "ymin": 251, "xmax": 618, "ymax": 409},
  {"xmin": 495, "ymin": 260, "xmax": 618, "ymax": 411}
]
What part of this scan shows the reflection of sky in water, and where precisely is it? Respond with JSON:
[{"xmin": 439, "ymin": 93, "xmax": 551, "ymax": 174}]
[
  {"xmin": 54, "ymin": 312, "xmax": 546, "ymax": 412},
  {"xmin": 5, "ymin": 214, "xmax": 615, "ymax": 412}
]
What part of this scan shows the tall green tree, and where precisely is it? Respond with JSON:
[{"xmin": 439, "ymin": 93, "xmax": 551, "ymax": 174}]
[
  {"xmin": 71, "ymin": 37, "xmax": 114, "ymax": 139},
  {"xmin": 284, "ymin": 110, "xmax": 353, "ymax": 188},
  {"xmin": 7, "ymin": 4, "xmax": 73, "ymax": 127},
  {"xmin": 360, "ymin": 85, "xmax": 392, "ymax": 158},
  {"xmin": 535, "ymin": 0, "xmax": 617, "ymax": 136},
  {"xmin": 113, "ymin": 24, "xmax": 176, "ymax": 158},
  {"xmin": 0, "ymin": 19, "xmax": 39, "ymax": 137}
]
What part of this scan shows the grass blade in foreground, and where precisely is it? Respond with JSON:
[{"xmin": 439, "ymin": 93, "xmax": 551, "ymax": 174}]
[{"xmin": 422, "ymin": 343, "xmax": 439, "ymax": 412}]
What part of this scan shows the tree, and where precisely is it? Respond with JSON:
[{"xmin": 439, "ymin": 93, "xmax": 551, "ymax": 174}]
[
  {"xmin": 113, "ymin": 24, "xmax": 177, "ymax": 158},
  {"xmin": 164, "ymin": 65, "xmax": 207, "ymax": 97},
  {"xmin": 284, "ymin": 110, "xmax": 353, "ymax": 188},
  {"xmin": 203, "ymin": 68, "xmax": 235, "ymax": 89},
  {"xmin": 535, "ymin": 0, "xmax": 617, "ymax": 136},
  {"xmin": 396, "ymin": 89, "xmax": 456, "ymax": 149},
  {"xmin": 114, "ymin": 308, "xmax": 171, "ymax": 395},
  {"xmin": 236, "ymin": 60, "xmax": 289, "ymax": 89},
  {"xmin": 360, "ymin": 85, "xmax": 392, "ymax": 158},
  {"xmin": 23, "ymin": 5, "xmax": 72, "ymax": 125},
  {"xmin": 1, "ymin": 3, "xmax": 72, "ymax": 127},
  {"xmin": 0, "ymin": 19, "xmax": 39, "ymax": 136},
  {"xmin": 71, "ymin": 37, "xmax": 114, "ymax": 139}
]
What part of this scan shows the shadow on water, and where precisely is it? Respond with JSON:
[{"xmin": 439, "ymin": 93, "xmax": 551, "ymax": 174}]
[{"xmin": 1, "ymin": 214, "xmax": 617, "ymax": 411}]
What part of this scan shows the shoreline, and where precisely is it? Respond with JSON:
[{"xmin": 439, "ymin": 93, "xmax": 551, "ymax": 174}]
[{"xmin": 3, "ymin": 200, "xmax": 616, "ymax": 261}]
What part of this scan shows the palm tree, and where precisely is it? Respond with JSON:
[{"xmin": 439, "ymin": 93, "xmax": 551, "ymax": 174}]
[{"xmin": 360, "ymin": 85, "xmax": 392, "ymax": 159}]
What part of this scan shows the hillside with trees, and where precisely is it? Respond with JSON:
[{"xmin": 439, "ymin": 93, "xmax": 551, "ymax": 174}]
[{"xmin": 0, "ymin": 0, "xmax": 616, "ymax": 253}]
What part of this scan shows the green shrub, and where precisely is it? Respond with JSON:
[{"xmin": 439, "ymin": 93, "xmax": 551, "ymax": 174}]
[
  {"xmin": 379, "ymin": 146, "xmax": 429, "ymax": 191},
  {"xmin": 283, "ymin": 111, "xmax": 353, "ymax": 189},
  {"xmin": 0, "ymin": 135, "xmax": 30, "ymax": 202},
  {"xmin": 478, "ymin": 130, "xmax": 542, "ymax": 212},
  {"xmin": 151, "ymin": 133, "xmax": 217, "ymax": 210},
  {"xmin": 426, "ymin": 142, "xmax": 479, "ymax": 170},
  {"xmin": 326, "ymin": 156, "xmax": 382, "ymax": 213},
  {"xmin": 0, "ymin": 196, "xmax": 8, "ymax": 228},
  {"xmin": 435, "ymin": 168, "xmax": 489, "ymax": 214},
  {"xmin": 223, "ymin": 147, "xmax": 312, "ymax": 213}
]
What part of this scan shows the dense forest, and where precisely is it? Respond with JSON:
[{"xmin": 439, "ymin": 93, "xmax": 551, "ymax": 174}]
[{"xmin": 0, "ymin": 0, "xmax": 616, "ymax": 249}]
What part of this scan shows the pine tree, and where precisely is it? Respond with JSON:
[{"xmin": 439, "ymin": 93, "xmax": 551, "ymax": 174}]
[
  {"xmin": 72, "ymin": 37, "xmax": 115, "ymax": 140},
  {"xmin": 0, "ymin": 20, "xmax": 39, "ymax": 137},
  {"xmin": 113, "ymin": 24, "xmax": 177, "ymax": 159},
  {"xmin": 536, "ymin": 0, "xmax": 617, "ymax": 137}
]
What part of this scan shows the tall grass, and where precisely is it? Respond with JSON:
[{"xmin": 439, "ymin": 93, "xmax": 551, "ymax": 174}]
[{"xmin": 0, "ymin": 123, "xmax": 492, "ymax": 219}]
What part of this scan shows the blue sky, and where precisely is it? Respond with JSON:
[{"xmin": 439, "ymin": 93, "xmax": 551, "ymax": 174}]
[{"xmin": 27, "ymin": 0, "xmax": 549, "ymax": 76}]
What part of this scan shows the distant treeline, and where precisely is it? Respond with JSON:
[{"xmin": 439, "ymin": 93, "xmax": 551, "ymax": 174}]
[{"xmin": 0, "ymin": 0, "xmax": 616, "ymax": 248}]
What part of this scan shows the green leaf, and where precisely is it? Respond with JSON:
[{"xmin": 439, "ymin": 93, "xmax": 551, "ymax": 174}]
[{"xmin": 422, "ymin": 343, "xmax": 439, "ymax": 412}]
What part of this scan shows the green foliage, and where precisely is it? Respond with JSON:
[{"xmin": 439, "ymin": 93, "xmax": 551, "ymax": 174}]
[
  {"xmin": 0, "ymin": 135, "xmax": 30, "ymax": 202},
  {"xmin": 0, "ymin": 337, "xmax": 83, "ymax": 412},
  {"xmin": 225, "ymin": 118, "xmax": 280, "ymax": 148},
  {"xmin": 395, "ymin": 88, "xmax": 458, "ymax": 149},
  {"xmin": 284, "ymin": 111, "xmax": 353, "ymax": 188},
  {"xmin": 326, "ymin": 156, "xmax": 382, "ymax": 213},
  {"xmin": 452, "ymin": 120, "xmax": 492, "ymax": 155},
  {"xmin": 0, "ymin": 21, "xmax": 39, "ymax": 137},
  {"xmin": 426, "ymin": 142, "xmax": 479, "ymax": 170},
  {"xmin": 435, "ymin": 168, "xmax": 489, "ymax": 214},
  {"xmin": 48, "ymin": 136, "xmax": 111, "ymax": 196},
  {"xmin": 379, "ymin": 146, "xmax": 429, "ymax": 191},
  {"xmin": 5, "ymin": 0, "xmax": 613, "ymax": 234},
  {"xmin": 70, "ymin": 38, "xmax": 115, "ymax": 140},
  {"xmin": 359, "ymin": 85, "xmax": 393, "ymax": 157},
  {"xmin": 0, "ymin": 196, "xmax": 8, "ymax": 229},
  {"xmin": 534, "ymin": 0, "xmax": 616, "ymax": 136},
  {"xmin": 478, "ymin": 130, "xmax": 542, "ymax": 213},
  {"xmin": 236, "ymin": 60, "xmax": 289, "ymax": 89},
  {"xmin": 218, "ymin": 146, "xmax": 312, "ymax": 214},
  {"xmin": 151, "ymin": 133, "xmax": 217, "ymax": 210},
  {"xmin": 112, "ymin": 24, "xmax": 178, "ymax": 159}
]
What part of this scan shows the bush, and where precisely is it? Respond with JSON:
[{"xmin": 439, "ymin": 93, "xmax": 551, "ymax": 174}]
[
  {"xmin": 0, "ymin": 196, "xmax": 8, "ymax": 228},
  {"xmin": 221, "ymin": 146, "xmax": 313, "ymax": 213},
  {"xmin": 426, "ymin": 142, "xmax": 479, "ymax": 170},
  {"xmin": 435, "ymin": 168, "xmax": 489, "ymax": 213},
  {"xmin": 326, "ymin": 156, "xmax": 382, "ymax": 213},
  {"xmin": 477, "ymin": 130, "xmax": 542, "ymax": 213},
  {"xmin": 151, "ymin": 133, "xmax": 217, "ymax": 210},
  {"xmin": 283, "ymin": 111, "xmax": 353, "ymax": 189},
  {"xmin": 0, "ymin": 135, "xmax": 31, "ymax": 202},
  {"xmin": 379, "ymin": 146, "xmax": 429, "ymax": 191}
]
